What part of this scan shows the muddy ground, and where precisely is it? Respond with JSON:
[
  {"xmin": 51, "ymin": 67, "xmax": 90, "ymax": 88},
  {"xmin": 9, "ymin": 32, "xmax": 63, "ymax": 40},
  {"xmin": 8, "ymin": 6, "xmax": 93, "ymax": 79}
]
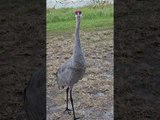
[{"xmin": 47, "ymin": 29, "xmax": 113, "ymax": 120}]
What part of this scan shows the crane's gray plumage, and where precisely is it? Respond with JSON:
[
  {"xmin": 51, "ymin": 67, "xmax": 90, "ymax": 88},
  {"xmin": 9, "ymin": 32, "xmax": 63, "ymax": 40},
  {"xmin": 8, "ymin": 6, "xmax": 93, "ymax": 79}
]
[
  {"xmin": 16, "ymin": 67, "xmax": 46, "ymax": 120},
  {"xmin": 56, "ymin": 11, "xmax": 85, "ymax": 89},
  {"xmin": 56, "ymin": 56, "xmax": 85, "ymax": 89},
  {"xmin": 56, "ymin": 10, "xmax": 85, "ymax": 120}
]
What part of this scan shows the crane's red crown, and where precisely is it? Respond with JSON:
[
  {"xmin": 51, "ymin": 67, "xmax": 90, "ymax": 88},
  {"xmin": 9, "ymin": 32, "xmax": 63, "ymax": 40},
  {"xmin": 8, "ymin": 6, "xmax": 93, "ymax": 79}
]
[{"xmin": 75, "ymin": 10, "xmax": 82, "ymax": 15}]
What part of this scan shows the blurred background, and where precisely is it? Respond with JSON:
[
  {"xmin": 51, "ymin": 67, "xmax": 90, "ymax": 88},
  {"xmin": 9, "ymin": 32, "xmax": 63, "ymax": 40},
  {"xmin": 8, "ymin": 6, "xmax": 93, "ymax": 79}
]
[
  {"xmin": 47, "ymin": 0, "xmax": 113, "ymax": 32},
  {"xmin": 47, "ymin": 0, "xmax": 113, "ymax": 9}
]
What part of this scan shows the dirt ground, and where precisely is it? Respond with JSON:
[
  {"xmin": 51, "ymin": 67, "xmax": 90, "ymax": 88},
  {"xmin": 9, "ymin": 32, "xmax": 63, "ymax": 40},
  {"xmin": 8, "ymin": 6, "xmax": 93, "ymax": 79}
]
[
  {"xmin": 47, "ymin": 29, "xmax": 113, "ymax": 120},
  {"xmin": 0, "ymin": 2, "xmax": 45, "ymax": 119},
  {"xmin": 114, "ymin": 1, "xmax": 160, "ymax": 119}
]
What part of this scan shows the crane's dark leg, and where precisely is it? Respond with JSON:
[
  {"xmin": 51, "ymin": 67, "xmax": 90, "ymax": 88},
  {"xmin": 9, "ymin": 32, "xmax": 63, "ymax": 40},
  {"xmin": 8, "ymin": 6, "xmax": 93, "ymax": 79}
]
[
  {"xmin": 70, "ymin": 88, "xmax": 80, "ymax": 120},
  {"xmin": 64, "ymin": 87, "xmax": 72, "ymax": 114},
  {"xmin": 66, "ymin": 87, "xmax": 69, "ymax": 110}
]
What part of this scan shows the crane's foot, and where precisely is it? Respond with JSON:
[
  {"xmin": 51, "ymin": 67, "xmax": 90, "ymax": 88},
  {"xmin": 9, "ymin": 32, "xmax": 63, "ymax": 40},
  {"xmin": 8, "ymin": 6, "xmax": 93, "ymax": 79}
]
[
  {"xmin": 73, "ymin": 117, "xmax": 80, "ymax": 120},
  {"xmin": 63, "ymin": 108, "xmax": 72, "ymax": 115}
]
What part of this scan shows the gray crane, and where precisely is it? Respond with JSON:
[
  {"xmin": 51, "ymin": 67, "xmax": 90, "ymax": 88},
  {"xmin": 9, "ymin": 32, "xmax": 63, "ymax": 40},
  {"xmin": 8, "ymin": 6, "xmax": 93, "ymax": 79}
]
[
  {"xmin": 16, "ymin": 67, "xmax": 46, "ymax": 120},
  {"xmin": 56, "ymin": 10, "xmax": 86, "ymax": 120}
]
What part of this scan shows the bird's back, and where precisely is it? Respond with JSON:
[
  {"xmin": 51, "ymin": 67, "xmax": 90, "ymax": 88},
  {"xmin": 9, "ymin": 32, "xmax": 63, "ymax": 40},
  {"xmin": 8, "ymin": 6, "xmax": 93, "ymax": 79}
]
[
  {"xmin": 56, "ymin": 56, "xmax": 85, "ymax": 88},
  {"xmin": 16, "ymin": 67, "xmax": 46, "ymax": 120},
  {"xmin": 24, "ymin": 67, "xmax": 46, "ymax": 120}
]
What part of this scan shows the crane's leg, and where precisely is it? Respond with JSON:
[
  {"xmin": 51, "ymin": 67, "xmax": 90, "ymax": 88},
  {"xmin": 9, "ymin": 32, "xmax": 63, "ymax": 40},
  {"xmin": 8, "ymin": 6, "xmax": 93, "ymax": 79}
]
[
  {"xmin": 64, "ymin": 87, "xmax": 72, "ymax": 114},
  {"xmin": 70, "ymin": 88, "xmax": 80, "ymax": 120}
]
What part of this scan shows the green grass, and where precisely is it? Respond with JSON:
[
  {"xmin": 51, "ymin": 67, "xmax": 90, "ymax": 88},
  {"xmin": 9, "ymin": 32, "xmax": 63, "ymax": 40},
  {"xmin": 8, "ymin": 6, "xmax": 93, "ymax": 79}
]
[{"xmin": 47, "ymin": 4, "xmax": 113, "ymax": 33}]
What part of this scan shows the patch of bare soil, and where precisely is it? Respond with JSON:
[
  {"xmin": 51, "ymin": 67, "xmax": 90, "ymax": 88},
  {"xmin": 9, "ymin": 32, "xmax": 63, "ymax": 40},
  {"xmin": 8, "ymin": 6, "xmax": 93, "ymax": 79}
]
[
  {"xmin": 47, "ymin": 29, "xmax": 113, "ymax": 120},
  {"xmin": 114, "ymin": 1, "xmax": 160, "ymax": 119},
  {"xmin": 0, "ymin": 2, "xmax": 45, "ymax": 119}
]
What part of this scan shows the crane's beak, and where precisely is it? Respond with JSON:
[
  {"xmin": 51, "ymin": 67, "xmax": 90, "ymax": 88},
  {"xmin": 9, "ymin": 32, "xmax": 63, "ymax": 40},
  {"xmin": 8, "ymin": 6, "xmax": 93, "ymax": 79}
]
[{"xmin": 75, "ymin": 13, "xmax": 82, "ymax": 18}]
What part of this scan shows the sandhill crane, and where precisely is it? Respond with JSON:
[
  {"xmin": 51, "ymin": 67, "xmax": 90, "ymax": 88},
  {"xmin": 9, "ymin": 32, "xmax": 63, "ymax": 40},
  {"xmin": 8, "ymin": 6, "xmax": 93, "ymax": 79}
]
[
  {"xmin": 16, "ymin": 67, "xmax": 46, "ymax": 120},
  {"xmin": 56, "ymin": 10, "xmax": 86, "ymax": 120}
]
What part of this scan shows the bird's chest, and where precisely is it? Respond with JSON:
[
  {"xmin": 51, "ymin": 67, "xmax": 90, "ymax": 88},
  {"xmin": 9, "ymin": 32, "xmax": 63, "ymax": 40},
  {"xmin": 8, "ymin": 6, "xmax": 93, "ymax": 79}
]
[{"xmin": 70, "ymin": 67, "xmax": 85, "ymax": 80}]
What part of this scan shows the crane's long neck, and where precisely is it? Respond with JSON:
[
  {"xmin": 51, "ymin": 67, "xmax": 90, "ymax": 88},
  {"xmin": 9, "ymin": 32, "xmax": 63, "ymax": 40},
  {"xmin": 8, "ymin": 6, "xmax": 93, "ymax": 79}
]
[
  {"xmin": 73, "ymin": 16, "xmax": 82, "ymax": 56},
  {"xmin": 72, "ymin": 16, "xmax": 85, "ymax": 68}
]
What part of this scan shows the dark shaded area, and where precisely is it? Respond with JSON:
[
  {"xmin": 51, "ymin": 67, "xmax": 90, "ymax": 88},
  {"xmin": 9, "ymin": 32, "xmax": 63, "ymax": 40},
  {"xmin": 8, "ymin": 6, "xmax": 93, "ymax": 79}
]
[
  {"xmin": 16, "ymin": 67, "xmax": 46, "ymax": 120},
  {"xmin": 114, "ymin": 1, "xmax": 160, "ymax": 120},
  {"xmin": 0, "ymin": 0, "xmax": 46, "ymax": 119}
]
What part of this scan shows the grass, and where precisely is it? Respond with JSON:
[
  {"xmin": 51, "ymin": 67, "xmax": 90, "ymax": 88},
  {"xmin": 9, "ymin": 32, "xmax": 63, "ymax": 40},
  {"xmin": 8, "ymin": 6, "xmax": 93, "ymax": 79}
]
[{"xmin": 47, "ymin": 4, "xmax": 113, "ymax": 33}]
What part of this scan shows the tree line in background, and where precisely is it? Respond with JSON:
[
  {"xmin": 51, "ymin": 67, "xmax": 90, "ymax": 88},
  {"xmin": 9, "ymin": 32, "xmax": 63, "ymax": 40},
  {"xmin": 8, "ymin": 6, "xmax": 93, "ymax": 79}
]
[{"xmin": 51, "ymin": 0, "xmax": 112, "ymax": 9}]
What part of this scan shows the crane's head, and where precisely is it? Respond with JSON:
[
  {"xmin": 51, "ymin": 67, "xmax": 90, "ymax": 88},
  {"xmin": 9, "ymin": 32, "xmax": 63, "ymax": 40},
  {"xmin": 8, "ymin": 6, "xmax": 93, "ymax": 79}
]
[{"xmin": 75, "ymin": 10, "xmax": 82, "ymax": 17}]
